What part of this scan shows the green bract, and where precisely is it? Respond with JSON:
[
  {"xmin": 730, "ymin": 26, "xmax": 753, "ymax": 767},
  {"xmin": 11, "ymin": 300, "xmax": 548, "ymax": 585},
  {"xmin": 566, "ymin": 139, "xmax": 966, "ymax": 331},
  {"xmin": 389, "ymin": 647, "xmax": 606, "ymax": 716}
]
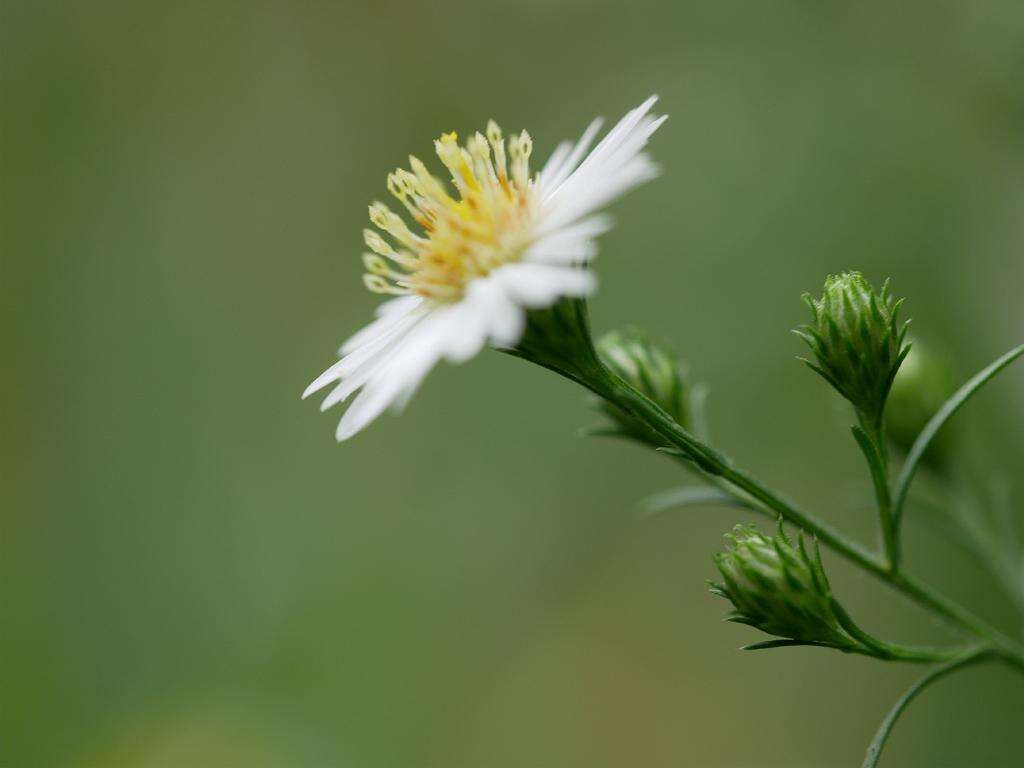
[
  {"xmin": 596, "ymin": 328, "xmax": 696, "ymax": 445},
  {"xmin": 796, "ymin": 272, "xmax": 911, "ymax": 428},
  {"xmin": 711, "ymin": 523, "xmax": 858, "ymax": 652}
]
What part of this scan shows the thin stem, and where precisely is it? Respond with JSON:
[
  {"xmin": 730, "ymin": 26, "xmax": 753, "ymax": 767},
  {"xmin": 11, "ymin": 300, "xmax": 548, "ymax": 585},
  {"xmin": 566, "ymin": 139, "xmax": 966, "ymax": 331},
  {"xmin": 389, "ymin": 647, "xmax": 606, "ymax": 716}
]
[
  {"xmin": 850, "ymin": 644, "xmax": 968, "ymax": 664},
  {"xmin": 830, "ymin": 597, "xmax": 966, "ymax": 664},
  {"xmin": 641, "ymin": 484, "xmax": 756, "ymax": 519},
  {"xmin": 862, "ymin": 648, "xmax": 993, "ymax": 768},
  {"xmin": 744, "ymin": 637, "xmax": 966, "ymax": 663},
  {"xmin": 889, "ymin": 572, "xmax": 1024, "ymax": 672},
  {"xmin": 852, "ymin": 421, "xmax": 897, "ymax": 570}
]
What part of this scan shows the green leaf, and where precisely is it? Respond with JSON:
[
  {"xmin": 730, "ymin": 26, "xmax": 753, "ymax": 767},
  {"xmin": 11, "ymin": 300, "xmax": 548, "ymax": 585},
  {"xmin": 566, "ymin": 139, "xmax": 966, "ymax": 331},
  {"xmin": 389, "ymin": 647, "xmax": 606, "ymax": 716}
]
[
  {"xmin": 893, "ymin": 343, "xmax": 1024, "ymax": 527},
  {"xmin": 641, "ymin": 486, "xmax": 749, "ymax": 518},
  {"xmin": 654, "ymin": 446, "xmax": 688, "ymax": 457},
  {"xmin": 740, "ymin": 639, "xmax": 829, "ymax": 651},
  {"xmin": 577, "ymin": 424, "xmax": 630, "ymax": 439}
]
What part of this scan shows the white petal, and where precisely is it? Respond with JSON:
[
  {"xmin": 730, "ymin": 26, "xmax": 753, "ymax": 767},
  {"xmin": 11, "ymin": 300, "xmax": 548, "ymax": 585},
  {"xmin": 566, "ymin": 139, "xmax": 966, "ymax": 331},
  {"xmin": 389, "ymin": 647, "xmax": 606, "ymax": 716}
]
[
  {"xmin": 464, "ymin": 276, "xmax": 527, "ymax": 348},
  {"xmin": 375, "ymin": 295, "xmax": 422, "ymax": 318},
  {"xmin": 540, "ymin": 117, "xmax": 604, "ymax": 199},
  {"xmin": 335, "ymin": 312, "xmax": 453, "ymax": 440},
  {"xmin": 303, "ymin": 357, "xmax": 348, "ymax": 400},
  {"xmin": 524, "ymin": 238, "xmax": 598, "ymax": 266},
  {"xmin": 538, "ymin": 141, "xmax": 572, "ymax": 188},
  {"xmin": 384, "ymin": 284, "xmax": 521, "ymax": 414},
  {"xmin": 303, "ymin": 305, "xmax": 426, "ymax": 400},
  {"xmin": 545, "ymin": 115, "xmax": 665, "ymax": 211},
  {"xmin": 319, "ymin": 332, "xmax": 406, "ymax": 410},
  {"xmin": 485, "ymin": 288, "xmax": 526, "ymax": 347},
  {"xmin": 537, "ymin": 97, "xmax": 665, "ymax": 235},
  {"xmin": 389, "ymin": 379, "xmax": 423, "ymax": 415},
  {"xmin": 339, "ymin": 295, "xmax": 424, "ymax": 355},
  {"xmin": 438, "ymin": 301, "xmax": 490, "ymax": 364},
  {"xmin": 336, "ymin": 309, "xmax": 425, "ymax": 376},
  {"xmin": 336, "ymin": 379, "xmax": 399, "ymax": 441},
  {"xmin": 587, "ymin": 115, "xmax": 667, "ymax": 181},
  {"xmin": 316, "ymin": 312, "xmax": 429, "ymax": 409},
  {"xmin": 548, "ymin": 96, "xmax": 658, "ymax": 199},
  {"xmin": 540, "ymin": 155, "xmax": 660, "ymax": 235},
  {"xmin": 494, "ymin": 263, "xmax": 597, "ymax": 308},
  {"xmin": 524, "ymin": 214, "xmax": 612, "ymax": 265},
  {"xmin": 319, "ymin": 362, "xmax": 381, "ymax": 411},
  {"xmin": 538, "ymin": 214, "xmax": 614, "ymax": 244}
]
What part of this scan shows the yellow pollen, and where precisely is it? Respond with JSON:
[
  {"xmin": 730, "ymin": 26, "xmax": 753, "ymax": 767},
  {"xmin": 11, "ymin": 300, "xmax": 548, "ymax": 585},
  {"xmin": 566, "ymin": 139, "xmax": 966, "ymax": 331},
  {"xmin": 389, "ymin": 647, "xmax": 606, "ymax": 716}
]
[{"xmin": 362, "ymin": 121, "xmax": 537, "ymax": 301}]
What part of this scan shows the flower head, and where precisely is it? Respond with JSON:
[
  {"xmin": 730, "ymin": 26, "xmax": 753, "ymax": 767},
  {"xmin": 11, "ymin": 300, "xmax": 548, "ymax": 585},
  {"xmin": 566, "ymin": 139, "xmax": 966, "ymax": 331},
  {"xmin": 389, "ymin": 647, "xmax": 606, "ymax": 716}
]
[
  {"xmin": 795, "ymin": 272, "xmax": 911, "ymax": 428},
  {"xmin": 304, "ymin": 97, "xmax": 666, "ymax": 440},
  {"xmin": 712, "ymin": 523, "xmax": 856, "ymax": 651}
]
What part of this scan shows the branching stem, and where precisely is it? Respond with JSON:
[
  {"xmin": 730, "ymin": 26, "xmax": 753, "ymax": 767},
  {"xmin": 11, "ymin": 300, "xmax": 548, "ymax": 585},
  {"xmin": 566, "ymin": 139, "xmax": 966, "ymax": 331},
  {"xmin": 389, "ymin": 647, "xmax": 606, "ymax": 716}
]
[{"xmin": 581, "ymin": 365, "xmax": 1024, "ymax": 671}]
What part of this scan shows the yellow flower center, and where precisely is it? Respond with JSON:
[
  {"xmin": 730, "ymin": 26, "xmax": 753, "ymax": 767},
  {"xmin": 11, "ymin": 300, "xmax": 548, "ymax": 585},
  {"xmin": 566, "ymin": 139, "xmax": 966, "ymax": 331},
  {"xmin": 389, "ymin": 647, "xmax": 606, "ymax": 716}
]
[{"xmin": 361, "ymin": 122, "xmax": 536, "ymax": 302}]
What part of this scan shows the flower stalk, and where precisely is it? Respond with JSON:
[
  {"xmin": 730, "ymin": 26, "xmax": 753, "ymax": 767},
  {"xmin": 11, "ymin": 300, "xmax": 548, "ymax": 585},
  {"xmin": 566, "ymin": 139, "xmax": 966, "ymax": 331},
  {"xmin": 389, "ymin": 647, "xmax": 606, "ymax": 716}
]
[{"xmin": 851, "ymin": 420, "xmax": 899, "ymax": 571}]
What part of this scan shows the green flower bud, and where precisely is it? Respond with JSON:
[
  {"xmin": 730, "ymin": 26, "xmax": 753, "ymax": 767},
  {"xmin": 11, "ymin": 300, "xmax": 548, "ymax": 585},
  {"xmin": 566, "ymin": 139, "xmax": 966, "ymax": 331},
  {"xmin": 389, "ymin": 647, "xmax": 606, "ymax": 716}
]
[
  {"xmin": 595, "ymin": 328, "xmax": 701, "ymax": 444},
  {"xmin": 711, "ymin": 523, "xmax": 857, "ymax": 651},
  {"xmin": 795, "ymin": 272, "xmax": 911, "ymax": 428},
  {"xmin": 885, "ymin": 337, "xmax": 955, "ymax": 468}
]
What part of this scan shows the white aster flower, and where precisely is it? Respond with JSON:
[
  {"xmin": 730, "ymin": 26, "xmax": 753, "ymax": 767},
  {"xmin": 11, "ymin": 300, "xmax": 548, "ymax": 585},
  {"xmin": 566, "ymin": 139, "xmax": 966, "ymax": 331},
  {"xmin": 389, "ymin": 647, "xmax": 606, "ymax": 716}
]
[{"xmin": 304, "ymin": 96, "xmax": 666, "ymax": 440}]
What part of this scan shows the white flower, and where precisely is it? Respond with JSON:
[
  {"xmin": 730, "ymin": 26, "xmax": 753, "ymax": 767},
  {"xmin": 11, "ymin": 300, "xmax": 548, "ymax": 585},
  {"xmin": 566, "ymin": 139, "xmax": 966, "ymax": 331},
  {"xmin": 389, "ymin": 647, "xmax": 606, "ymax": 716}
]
[{"xmin": 304, "ymin": 96, "xmax": 666, "ymax": 440}]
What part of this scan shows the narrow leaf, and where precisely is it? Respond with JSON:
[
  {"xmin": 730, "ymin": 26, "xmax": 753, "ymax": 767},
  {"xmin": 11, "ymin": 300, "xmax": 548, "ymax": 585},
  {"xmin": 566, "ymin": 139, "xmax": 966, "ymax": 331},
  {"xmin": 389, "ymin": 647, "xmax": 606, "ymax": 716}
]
[
  {"xmin": 893, "ymin": 343, "xmax": 1024, "ymax": 525},
  {"xmin": 577, "ymin": 424, "xmax": 630, "ymax": 439},
  {"xmin": 741, "ymin": 639, "xmax": 828, "ymax": 651},
  {"xmin": 862, "ymin": 650, "xmax": 990, "ymax": 768},
  {"xmin": 641, "ymin": 486, "xmax": 748, "ymax": 518}
]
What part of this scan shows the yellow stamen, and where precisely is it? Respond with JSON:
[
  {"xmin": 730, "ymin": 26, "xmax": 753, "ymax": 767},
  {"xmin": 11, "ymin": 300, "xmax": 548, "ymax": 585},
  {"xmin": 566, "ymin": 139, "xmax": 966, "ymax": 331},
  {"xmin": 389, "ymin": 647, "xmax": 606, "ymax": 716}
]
[
  {"xmin": 363, "ymin": 274, "xmax": 409, "ymax": 295},
  {"xmin": 362, "ymin": 120, "xmax": 539, "ymax": 301}
]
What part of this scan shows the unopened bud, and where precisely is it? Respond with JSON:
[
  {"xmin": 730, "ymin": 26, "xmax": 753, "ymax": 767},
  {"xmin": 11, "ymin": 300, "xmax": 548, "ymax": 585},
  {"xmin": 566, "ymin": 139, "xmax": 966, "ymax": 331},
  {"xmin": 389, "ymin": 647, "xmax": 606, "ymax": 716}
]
[
  {"xmin": 795, "ymin": 272, "xmax": 911, "ymax": 427},
  {"xmin": 711, "ymin": 523, "xmax": 856, "ymax": 651},
  {"xmin": 596, "ymin": 328, "xmax": 699, "ymax": 444}
]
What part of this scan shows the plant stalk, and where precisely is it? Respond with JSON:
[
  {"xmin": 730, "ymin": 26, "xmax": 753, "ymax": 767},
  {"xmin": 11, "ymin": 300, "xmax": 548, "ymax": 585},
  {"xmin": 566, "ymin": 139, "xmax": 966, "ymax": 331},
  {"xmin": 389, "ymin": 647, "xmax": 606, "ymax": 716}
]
[{"xmin": 853, "ymin": 419, "xmax": 899, "ymax": 571}]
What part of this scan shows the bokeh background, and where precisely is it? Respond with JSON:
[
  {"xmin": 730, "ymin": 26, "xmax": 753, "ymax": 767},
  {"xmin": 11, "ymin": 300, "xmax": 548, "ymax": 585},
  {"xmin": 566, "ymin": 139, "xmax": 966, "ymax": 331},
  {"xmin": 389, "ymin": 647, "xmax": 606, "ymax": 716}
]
[{"xmin": 5, "ymin": 1, "xmax": 1024, "ymax": 766}]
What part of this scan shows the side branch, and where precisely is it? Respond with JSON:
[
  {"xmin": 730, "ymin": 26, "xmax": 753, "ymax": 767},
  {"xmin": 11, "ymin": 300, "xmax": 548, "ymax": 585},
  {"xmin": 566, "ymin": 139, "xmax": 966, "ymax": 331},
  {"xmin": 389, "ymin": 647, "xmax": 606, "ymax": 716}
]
[{"xmin": 862, "ymin": 649, "xmax": 993, "ymax": 768}]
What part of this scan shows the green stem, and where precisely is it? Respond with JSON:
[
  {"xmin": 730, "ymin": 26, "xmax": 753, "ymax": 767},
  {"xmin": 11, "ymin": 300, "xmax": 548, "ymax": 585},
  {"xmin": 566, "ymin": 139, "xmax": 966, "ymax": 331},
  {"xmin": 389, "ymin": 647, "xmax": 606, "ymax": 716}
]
[
  {"xmin": 830, "ymin": 598, "xmax": 966, "ymax": 664},
  {"xmin": 852, "ymin": 420, "xmax": 898, "ymax": 571},
  {"xmin": 585, "ymin": 366, "xmax": 1024, "ymax": 670},
  {"xmin": 888, "ymin": 572, "xmax": 1024, "ymax": 672},
  {"xmin": 862, "ymin": 648, "xmax": 993, "ymax": 768}
]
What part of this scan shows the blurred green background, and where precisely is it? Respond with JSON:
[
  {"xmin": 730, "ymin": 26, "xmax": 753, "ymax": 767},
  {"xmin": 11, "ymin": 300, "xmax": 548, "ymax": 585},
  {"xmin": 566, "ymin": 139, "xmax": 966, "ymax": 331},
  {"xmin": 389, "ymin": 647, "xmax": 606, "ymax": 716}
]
[{"xmin": 4, "ymin": 1, "xmax": 1024, "ymax": 766}]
